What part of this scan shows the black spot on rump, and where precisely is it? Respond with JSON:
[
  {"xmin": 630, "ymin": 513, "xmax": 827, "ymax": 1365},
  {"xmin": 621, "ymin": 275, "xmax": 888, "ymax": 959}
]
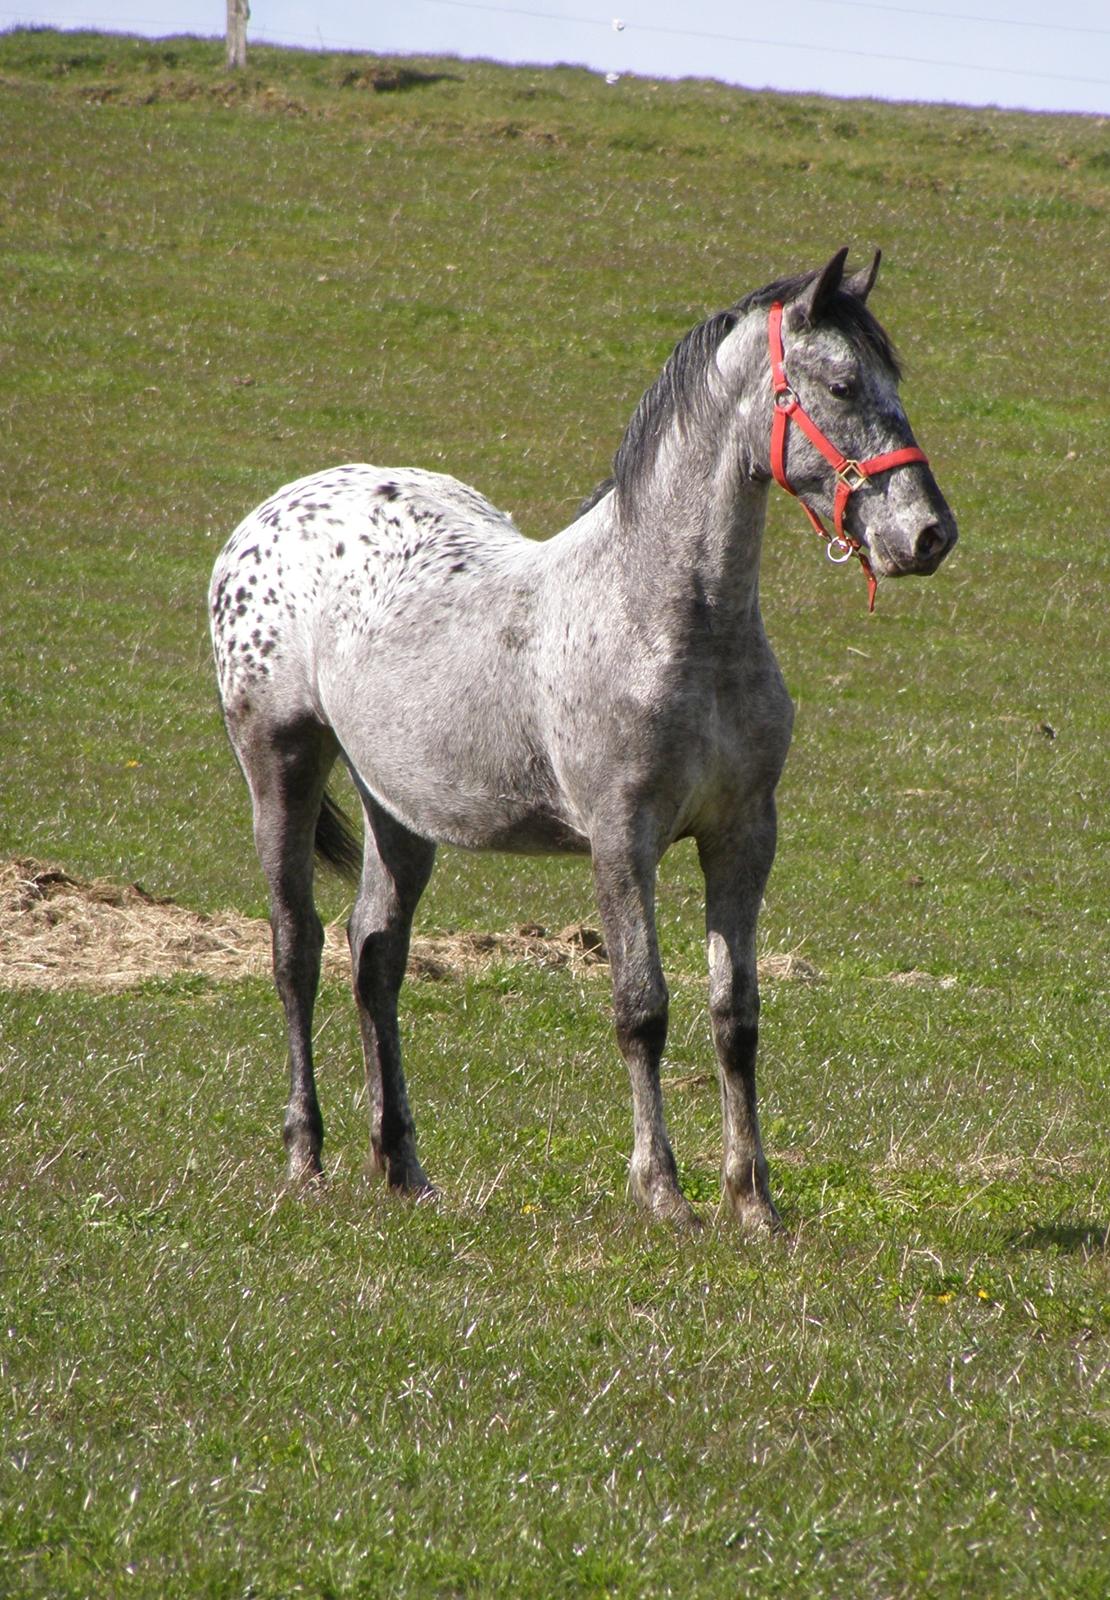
[{"xmin": 379, "ymin": 482, "xmax": 401, "ymax": 501}]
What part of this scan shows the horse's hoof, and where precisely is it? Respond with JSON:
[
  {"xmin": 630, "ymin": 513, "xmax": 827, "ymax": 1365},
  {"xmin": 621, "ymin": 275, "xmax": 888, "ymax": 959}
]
[
  {"xmin": 636, "ymin": 1179, "xmax": 703, "ymax": 1231},
  {"xmin": 661, "ymin": 1189, "xmax": 703, "ymax": 1230},
  {"xmin": 388, "ymin": 1163, "xmax": 438, "ymax": 1202},
  {"xmin": 285, "ymin": 1152, "xmax": 325, "ymax": 1186},
  {"xmin": 724, "ymin": 1193, "xmax": 782, "ymax": 1235},
  {"xmin": 671, "ymin": 1201, "xmax": 706, "ymax": 1232}
]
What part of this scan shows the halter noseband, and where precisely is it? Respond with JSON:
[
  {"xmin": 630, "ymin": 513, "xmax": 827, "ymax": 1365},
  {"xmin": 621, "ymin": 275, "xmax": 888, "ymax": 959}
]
[{"xmin": 767, "ymin": 300, "xmax": 928, "ymax": 612}]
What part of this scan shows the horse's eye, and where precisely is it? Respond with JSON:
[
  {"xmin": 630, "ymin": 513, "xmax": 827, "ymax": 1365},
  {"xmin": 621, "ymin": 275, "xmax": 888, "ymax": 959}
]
[{"xmin": 828, "ymin": 380, "xmax": 855, "ymax": 400}]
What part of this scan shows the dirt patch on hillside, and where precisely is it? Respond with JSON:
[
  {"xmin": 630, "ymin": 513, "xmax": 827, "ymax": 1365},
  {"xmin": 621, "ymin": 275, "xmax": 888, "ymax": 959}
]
[
  {"xmin": 0, "ymin": 859, "xmax": 821, "ymax": 993},
  {"xmin": 75, "ymin": 76, "xmax": 313, "ymax": 116}
]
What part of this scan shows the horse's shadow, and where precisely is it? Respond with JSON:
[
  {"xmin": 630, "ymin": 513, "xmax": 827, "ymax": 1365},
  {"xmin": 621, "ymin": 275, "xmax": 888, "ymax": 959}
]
[{"xmin": 1007, "ymin": 1221, "xmax": 1108, "ymax": 1254}]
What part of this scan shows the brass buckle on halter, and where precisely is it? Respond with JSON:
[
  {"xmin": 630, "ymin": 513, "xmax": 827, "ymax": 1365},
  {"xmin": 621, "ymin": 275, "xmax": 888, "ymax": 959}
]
[{"xmin": 837, "ymin": 459, "xmax": 869, "ymax": 492}]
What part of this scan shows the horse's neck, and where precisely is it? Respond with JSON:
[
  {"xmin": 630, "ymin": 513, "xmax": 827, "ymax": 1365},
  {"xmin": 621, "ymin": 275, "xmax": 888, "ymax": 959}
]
[
  {"xmin": 591, "ymin": 456, "xmax": 771, "ymax": 627},
  {"xmin": 665, "ymin": 474, "xmax": 769, "ymax": 607},
  {"xmin": 609, "ymin": 318, "xmax": 770, "ymax": 617}
]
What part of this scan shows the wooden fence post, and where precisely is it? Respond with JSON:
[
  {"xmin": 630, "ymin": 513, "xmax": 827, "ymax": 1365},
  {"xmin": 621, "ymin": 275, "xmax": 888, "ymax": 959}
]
[{"xmin": 226, "ymin": 0, "xmax": 249, "ymax": 70}]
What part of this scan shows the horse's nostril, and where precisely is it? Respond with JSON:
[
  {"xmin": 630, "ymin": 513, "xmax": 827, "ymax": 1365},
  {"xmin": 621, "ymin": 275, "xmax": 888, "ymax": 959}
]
[{"xmin": 914, "ymin": 524, "xmax": 950, "ymax": 563}]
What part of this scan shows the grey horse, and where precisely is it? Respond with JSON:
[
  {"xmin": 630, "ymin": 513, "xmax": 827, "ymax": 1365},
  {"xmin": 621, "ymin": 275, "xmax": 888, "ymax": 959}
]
[{"xmin": 210, "ymin": 249, "xmax": 956, "ymax": 1229}]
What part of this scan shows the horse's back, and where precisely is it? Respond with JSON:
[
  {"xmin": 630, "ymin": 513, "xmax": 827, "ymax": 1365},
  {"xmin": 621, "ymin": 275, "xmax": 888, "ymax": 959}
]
[
  {"xmin": 210, "ymin": 463, "xmax": 530, "ymax": 716},
  {"xmin": 208, "ymin": 464, "xmax": 588, "ymax": 847}
]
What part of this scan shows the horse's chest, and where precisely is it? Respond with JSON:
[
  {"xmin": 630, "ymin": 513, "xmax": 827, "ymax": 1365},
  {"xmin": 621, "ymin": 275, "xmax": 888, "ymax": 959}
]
[
  {"xmin": 663, "ymin": 649, "xmax": 795, "ymax": 824},
  {"xmin": 668, "ymin": 637, "xmax": 793, "ymax": 754},
  {"xmin": 721, "ymin": 657, "xmax": 792, "ymax": 740}
]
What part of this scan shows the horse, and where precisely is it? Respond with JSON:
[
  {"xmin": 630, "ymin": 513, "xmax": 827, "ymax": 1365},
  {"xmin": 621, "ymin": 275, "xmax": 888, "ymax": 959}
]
[{"xmin": 210, "ymin": 248, "xmax": 956, "ymax": 1230}]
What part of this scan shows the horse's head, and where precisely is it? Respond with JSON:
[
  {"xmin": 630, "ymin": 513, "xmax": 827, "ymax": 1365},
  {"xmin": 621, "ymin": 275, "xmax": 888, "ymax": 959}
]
[{"xmin": 741, "ymin": 249, "xmax": 958, "ymax": 589}]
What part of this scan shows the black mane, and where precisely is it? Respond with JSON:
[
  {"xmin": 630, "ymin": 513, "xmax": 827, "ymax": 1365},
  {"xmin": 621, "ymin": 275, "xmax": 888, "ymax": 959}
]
[
  {"xmin": 606, "ymin": 307, "xmax": 739, "ymax": 513},
  {"xmin": 578, "ymin": 269, "xmax": 901, "ymax": 517}
]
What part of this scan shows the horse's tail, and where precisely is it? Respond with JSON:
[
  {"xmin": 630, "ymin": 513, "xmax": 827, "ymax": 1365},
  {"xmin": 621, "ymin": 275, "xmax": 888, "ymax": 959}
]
[{"xmin": 315, "ymin": 790, "xmax": 362, "ymax": 881}]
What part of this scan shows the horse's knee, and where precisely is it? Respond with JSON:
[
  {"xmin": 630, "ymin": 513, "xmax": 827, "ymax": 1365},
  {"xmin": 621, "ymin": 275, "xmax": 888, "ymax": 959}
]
[
  {"xmin": 612, "ymin": 977, "xmax": 669, "ymax": 1060},
  {"xmin": 272, "ymin": 907, "xmax": 324, "ymax": 990},
  {"xmin": 709, "ymin": 968, "xmax": 759, "ymax": 1062},
  {"xmin": 349, "ymin": 912, "xmax": 409, "ymax": 1003}
]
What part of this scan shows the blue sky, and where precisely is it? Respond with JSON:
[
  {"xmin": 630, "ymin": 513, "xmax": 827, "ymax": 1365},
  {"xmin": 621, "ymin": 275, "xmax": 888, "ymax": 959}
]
[{"xmin": 2, "ymin": 1, "xmax": 1108, "ymax": 115}]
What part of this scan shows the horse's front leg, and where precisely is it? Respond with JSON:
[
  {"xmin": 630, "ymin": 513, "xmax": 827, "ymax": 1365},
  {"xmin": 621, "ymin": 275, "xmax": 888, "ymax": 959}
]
[
  {"xmin": 592, "ymin": 840, "xmax": 696, "ymax": 1227},
  {"xmin": 698, "ymin": 807, "xmax": 781, "ymax": 1232}
]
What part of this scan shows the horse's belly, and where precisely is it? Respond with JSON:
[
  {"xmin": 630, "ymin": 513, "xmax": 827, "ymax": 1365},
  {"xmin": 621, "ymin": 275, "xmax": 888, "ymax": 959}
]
[
  {"xmin": 461, "ymin": 810, "xmax": 591, "ymax": 855},
  {"xmin": 364, "ymin": 772, "xmax": 589, "ymax": 855},
  {"xmin": 332, "ymin": 691, "xmax": 587, "ymax": 854}
]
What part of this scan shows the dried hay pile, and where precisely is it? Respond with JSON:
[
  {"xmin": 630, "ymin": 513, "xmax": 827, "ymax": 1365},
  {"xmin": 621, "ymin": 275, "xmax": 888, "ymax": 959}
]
[
  {"xmin": 0, "ymin": 859, "xmax": 274, "ymax": 991},
  {"xmin": 0, "ymin": 859, "xmax": 612, "ymax": 993},
  {"xmin": 0, "ymin": 858, "xmax": 823, "ymax": 993}
]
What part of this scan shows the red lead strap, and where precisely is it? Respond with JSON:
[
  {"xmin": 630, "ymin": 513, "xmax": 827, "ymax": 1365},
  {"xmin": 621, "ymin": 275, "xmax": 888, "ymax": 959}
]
[{"xmin": 767, "ymin": 301, "xmax": 928, "ymax": 613}]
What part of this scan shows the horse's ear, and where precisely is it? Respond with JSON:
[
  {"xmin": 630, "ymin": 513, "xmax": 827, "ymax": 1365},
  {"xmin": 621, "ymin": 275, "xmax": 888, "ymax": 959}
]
[
  {"xmin": 787, "ymin": 247, "xmax": 849, "ymax": 329},
  {"xmin": 844, "ymin": 249, "xmax": 881, "ymax": 303}
]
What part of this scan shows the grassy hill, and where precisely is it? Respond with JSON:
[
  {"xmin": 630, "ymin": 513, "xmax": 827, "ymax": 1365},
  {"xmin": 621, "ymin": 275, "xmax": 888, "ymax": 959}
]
[{"xmin": 0, "ymin": 29, "xmax": 1107, "ymax": 1599}]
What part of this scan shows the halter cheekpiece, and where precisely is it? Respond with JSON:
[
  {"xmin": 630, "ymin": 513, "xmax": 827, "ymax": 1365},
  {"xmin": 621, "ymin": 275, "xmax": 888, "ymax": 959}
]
[{"xmin": 767, "ymin": 300, "xmax": 929, "ymax": 612}]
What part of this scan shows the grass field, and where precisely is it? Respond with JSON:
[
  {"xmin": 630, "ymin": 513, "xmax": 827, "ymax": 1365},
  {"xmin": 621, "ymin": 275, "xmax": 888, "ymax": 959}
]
[{"xmin": 1, "ymin": 28, "xmax": 1107, "ymax": 1598}]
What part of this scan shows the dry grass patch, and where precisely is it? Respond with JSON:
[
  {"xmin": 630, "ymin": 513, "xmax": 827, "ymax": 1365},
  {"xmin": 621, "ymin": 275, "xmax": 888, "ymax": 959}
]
[{"xmin": 0, "ymin": 859, "xmax": 826, "ymax": 993}]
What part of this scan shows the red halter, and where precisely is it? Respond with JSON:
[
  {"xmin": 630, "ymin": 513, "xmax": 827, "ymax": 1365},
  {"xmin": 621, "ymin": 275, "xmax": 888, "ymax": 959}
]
[{"xmin": 767, "ymin": 301, "xmax": 928, "ymax": 612}]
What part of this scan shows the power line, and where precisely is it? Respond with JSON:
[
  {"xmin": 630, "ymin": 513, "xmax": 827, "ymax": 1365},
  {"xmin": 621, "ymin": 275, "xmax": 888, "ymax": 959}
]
[
  {"xmin": 803, "ymin": 0, "xmax": 1110, "ymax": 35},
  {"xmin": 424, "ymin": 0, "xmax": 1110, "ymax": 42},
  {"xmin": 418, "ymin": 0, "xmax": 1110, "ymax": 88},
  {"xmin": 0, "ymin": 9, "xmax": 177, "ymax": 26}
]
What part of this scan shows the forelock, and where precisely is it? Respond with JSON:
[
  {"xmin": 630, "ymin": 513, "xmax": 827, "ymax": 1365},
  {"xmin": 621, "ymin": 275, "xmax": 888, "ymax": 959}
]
[{"xmin": 736, "ymin": 272, "xmax": 902, "ymax": 380}]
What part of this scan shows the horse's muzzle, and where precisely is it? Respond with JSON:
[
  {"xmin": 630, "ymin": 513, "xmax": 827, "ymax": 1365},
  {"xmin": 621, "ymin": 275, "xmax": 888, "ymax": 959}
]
[
  {"xmin": 911, "ymin": 518, "xmax": 958, "ymax": 573},
  {"xmin": 872, "ymin": 510, "xmax": 957, "ymax": 577}
]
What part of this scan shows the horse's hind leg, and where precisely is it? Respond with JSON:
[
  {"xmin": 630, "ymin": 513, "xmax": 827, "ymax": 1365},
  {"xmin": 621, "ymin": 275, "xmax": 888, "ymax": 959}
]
[
  {"xmin": 235, "ymin": 714, "xmax": 339, "ymax": 1181},
  {"xmin": 348, "ymin": 792, "xmax": 436, "ymax": 1195}
]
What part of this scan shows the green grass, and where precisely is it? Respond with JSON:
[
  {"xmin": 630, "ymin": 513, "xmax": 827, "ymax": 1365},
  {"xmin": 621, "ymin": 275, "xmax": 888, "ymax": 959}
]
[
  {"xmin": 2, "ymin": 973, "xmax": 1106, "ymax": 1597},
  {"xmin": 1, "ymin": 28, "xmax": 1108, "ymax": 1599}
]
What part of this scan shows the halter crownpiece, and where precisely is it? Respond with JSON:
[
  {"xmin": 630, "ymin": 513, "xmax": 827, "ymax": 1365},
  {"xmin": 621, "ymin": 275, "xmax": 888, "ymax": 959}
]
[{"xmin": 767, "ymin": 301, "xmax": 929, "ymax": 613}]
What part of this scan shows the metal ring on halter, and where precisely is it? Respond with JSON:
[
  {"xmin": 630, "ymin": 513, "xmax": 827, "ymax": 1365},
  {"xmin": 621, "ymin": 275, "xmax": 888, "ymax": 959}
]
[{"xmin": 826, "ymin": 537, "xmax": 854, "ymax": 564}]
